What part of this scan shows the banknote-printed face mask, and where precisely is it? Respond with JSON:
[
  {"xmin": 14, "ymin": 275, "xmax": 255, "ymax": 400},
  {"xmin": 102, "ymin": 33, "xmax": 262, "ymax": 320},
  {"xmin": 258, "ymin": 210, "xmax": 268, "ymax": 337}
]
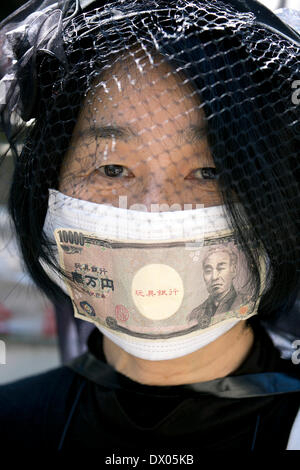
[
  {"xmin": 44, "ymin": 190, "xmax": 265, "ymax": 360},
  {"xmin": 42, "ymin": 51, "xmax": 267, "ymax": 361}
]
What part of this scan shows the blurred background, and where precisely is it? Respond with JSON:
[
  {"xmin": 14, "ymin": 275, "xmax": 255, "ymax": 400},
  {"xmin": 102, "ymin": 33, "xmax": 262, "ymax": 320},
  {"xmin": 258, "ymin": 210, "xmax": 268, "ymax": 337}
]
[
  {"xmin": 0, "ymin": 1, "xmax": 61, "ymax": 383},
  {"xmin": 0, "ymin": 0, "xmax": 299, "ymax": 384},
  {"xmin": 0, "ymin": 129, "xmax": 60, "ymax": 383}
]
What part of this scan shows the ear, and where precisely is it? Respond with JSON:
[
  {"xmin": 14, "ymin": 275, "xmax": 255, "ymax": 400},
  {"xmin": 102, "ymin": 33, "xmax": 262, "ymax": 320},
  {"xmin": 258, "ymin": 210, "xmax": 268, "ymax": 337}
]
[{"xmin": 231, "ymin": 263, "xmax": 237, "ymax": 277}]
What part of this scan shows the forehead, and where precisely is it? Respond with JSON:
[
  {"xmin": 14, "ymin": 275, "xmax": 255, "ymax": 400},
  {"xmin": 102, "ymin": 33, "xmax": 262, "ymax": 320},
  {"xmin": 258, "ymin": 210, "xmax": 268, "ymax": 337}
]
[
  {"xmin": 204, "ymin": 251, "xmax": 231, "ymax": 264},
  {"xmin": 79, "ymin": 50, "xmax": 205, "ymax": 130}
]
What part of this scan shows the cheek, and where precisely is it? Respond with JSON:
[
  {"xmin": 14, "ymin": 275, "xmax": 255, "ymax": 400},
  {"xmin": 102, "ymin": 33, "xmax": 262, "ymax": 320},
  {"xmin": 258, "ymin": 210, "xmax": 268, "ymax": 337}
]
[
  {"xmin": 188, "ymin": 183, "xmax": 222, "ymax": 207},
  {"xmin": 223, "ymin": 270, "xmax": 233, "ymax": 281}
]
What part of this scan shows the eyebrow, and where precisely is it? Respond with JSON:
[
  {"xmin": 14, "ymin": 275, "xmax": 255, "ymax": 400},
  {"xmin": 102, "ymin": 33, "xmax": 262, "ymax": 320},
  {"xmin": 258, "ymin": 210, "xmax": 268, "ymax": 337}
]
[
  {"xmin": 177, "ymin": 124, "xmax": 207, "ymax": 143},
  {"xmin": 75, "ymin": 125, "xmax": 138, "ymax": 142},
  {"xmin": 204, "ymin": 261, "xmax": 229, "ymax": 269},
  {"xmin": 217, "ymin": 262, "xmax": 228, "ymax": 268},
  {"xmin": 76, "ymin": 123, "xmax": 207, "ymax": 143}
]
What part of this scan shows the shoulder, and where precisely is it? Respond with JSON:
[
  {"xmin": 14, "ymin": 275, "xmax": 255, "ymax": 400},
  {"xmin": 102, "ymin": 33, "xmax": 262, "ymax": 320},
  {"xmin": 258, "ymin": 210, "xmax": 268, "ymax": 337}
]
[
  {"xmin": 0, "ymin": 366, "xmax": 80, "ymax": 448},
  {"xmin": 0, "ymin": 365, "xmax": 76, "ymax": 406},
  {"xmin": 187, "ymin": 297, "xmax": 210, "ymax": 321},
  {"xmin": 230, "ymin": 290, "xmax": 251, "ymax": 312}
]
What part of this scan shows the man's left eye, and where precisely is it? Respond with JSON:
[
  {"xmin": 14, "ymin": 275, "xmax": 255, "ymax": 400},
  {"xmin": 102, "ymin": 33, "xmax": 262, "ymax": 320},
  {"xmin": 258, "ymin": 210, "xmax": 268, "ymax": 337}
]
[{"xmin": 186, "ymin": 167, "xmax": 217, "ymax": 180}]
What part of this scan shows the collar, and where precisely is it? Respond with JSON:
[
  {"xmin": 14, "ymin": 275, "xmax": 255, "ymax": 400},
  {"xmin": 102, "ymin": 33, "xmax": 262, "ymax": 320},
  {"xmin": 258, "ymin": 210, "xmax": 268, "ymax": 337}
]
[{"xmin": 66, "ymin": 319, "xmax": 300, "ymax": 399}]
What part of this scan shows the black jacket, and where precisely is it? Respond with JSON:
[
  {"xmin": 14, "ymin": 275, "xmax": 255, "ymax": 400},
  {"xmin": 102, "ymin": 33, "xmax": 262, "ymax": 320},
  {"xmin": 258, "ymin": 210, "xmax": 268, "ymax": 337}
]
[{"xmin": 0, "ymin": 318, "xmax": 300, "ymax": 452}]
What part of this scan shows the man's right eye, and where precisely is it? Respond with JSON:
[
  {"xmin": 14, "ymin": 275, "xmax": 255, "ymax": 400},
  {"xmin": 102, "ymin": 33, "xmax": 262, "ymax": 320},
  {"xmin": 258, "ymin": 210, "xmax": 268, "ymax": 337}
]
[{"xmin": 96, "ymin": 164, "xmax": 133, "ymax": 178}]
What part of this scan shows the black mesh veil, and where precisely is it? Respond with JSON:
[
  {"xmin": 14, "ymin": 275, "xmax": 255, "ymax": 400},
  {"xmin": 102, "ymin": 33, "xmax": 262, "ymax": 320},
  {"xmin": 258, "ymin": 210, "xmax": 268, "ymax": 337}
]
[{"xmin": 0, "ymin": 0, "xmax": 299, "ymax": 330}]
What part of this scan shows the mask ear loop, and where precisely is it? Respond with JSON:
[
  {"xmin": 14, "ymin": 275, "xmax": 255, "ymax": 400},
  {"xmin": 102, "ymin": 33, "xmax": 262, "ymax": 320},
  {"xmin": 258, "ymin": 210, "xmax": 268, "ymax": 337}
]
[{"xmin": 57, "ymin": 379, "xmax": 86, "ymax": 450}]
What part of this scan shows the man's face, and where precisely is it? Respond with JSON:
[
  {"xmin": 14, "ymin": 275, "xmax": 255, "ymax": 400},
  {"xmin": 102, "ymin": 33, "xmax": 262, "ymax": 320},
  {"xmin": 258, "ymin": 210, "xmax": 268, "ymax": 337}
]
[
  {"xmin": 203, "ymin": 251, "xmax": 236, "ymax": 298},
  {"xmin": 59, "ymin": 50, "xmax": 222, "ymax": 210}
]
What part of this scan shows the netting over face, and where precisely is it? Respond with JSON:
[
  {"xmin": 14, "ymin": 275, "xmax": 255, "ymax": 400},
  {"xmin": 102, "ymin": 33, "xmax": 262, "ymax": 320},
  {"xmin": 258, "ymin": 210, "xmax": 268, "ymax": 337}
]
[
  {"xmin": 5, "ymin": 0, "xmax": 300, "ymax": 320},
  {"xmin": 59, "ymin": 51, "xmax": 222, "ymax": 209}
]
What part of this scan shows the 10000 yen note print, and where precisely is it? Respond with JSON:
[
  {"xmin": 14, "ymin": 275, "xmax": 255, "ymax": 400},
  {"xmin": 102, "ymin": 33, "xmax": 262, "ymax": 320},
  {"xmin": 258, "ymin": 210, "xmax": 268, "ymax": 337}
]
[{"xmin": 54, "ymin": 228, "xmax": 260, "ymax": 340}]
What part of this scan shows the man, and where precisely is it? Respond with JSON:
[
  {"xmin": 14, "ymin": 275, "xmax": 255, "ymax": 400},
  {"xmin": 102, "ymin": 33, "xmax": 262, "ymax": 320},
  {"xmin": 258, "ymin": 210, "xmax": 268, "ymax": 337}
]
[{"xmin": 188, "ymin": 247, "xmax": 249, "ymax": 328}]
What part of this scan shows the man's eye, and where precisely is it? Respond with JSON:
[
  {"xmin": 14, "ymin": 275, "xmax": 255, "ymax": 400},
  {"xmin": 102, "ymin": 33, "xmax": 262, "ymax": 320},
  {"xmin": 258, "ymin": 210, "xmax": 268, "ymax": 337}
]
[
  {"xmin": 186, "ymin": 167, "xmax": 217, "ymax": 180},
  {"xmin": 96, "ymin": 164, "xmax": 133, "ymax": 178}
]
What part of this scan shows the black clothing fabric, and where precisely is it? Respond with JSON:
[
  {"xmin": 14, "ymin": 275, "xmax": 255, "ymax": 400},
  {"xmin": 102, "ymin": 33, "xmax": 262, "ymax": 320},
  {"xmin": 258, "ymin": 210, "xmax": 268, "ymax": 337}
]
[{"xmin": 0, "ymin": 319, "xmax": 300, "ymax": 451}]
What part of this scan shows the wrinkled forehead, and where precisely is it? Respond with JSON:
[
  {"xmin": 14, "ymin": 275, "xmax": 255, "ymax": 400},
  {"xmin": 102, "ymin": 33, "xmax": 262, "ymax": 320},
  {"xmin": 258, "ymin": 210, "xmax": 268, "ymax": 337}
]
[{"xmin": 77, "ymin": 49, "xmax": 204, "ymax": 131}]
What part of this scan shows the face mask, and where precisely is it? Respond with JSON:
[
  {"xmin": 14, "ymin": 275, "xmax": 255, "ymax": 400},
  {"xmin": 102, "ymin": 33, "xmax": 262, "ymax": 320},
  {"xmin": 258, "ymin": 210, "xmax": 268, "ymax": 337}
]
[{"xmin": 43, "ymin": 189, "xmax": 265, "ymax": 361}]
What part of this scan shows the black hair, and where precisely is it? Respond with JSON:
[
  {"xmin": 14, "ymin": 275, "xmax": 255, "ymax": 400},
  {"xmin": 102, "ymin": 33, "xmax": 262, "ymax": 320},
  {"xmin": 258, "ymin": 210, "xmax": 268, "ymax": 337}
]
[{"xmin": 7, "ymin": 0, "xmax": 300, "ymax": 318}]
